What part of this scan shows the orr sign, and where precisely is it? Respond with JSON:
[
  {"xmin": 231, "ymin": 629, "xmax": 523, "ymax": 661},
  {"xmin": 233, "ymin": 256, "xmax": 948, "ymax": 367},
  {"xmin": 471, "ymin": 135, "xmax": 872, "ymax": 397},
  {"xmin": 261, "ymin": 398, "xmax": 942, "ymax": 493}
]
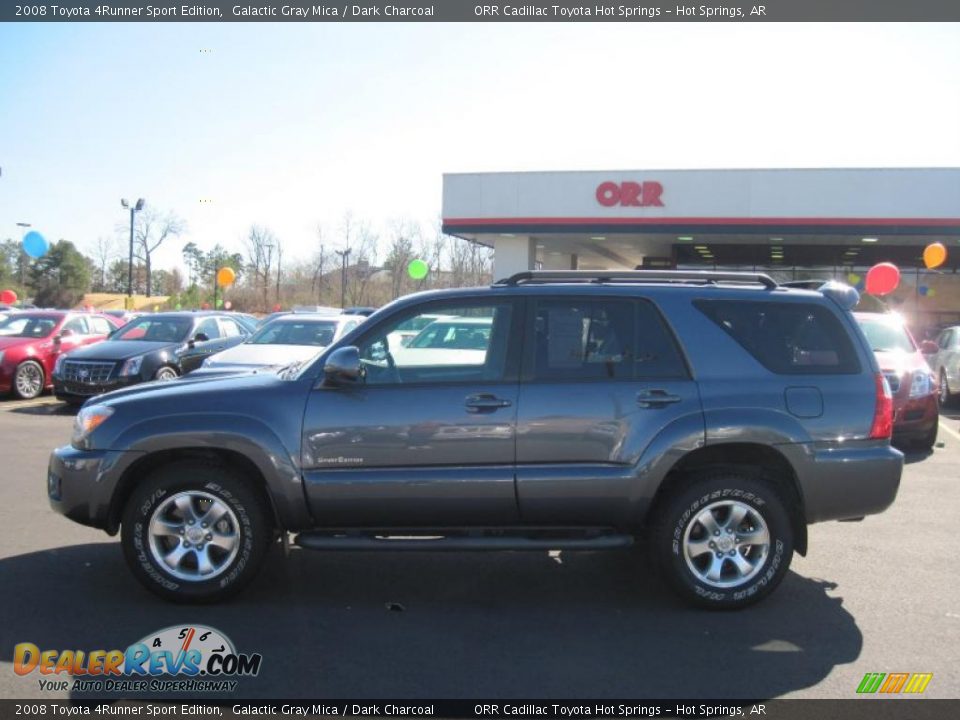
[{"xmin": 596, "ymin": 181, "xmax": 664, "ymax": 208}]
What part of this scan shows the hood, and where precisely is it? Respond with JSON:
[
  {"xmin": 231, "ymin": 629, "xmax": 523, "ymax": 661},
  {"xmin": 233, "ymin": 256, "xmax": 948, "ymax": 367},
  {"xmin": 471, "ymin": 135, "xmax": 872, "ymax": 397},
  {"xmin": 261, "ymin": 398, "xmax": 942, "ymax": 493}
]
[
  {"xmin": 94, "ymin": 367, "xmax": 284, "ymax": 407},
  {"xmin": 873, "ymin": 348, "xmax": 930, "ymax": 376},
  {"xmin": 63, "ymin": 339, "xmax": 178, "ymax": 361},
  {"xmin": 204, "ymin": 343, "xmax": 324, "ymax": 368}
]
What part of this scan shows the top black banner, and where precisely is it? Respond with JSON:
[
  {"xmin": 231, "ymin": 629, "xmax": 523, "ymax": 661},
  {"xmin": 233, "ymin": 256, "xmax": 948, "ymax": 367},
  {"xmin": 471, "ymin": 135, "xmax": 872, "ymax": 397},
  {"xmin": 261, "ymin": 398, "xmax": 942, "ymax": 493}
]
[{"xmin": 3, "ymin": 0, "xmax": 960, "ymax": 22}]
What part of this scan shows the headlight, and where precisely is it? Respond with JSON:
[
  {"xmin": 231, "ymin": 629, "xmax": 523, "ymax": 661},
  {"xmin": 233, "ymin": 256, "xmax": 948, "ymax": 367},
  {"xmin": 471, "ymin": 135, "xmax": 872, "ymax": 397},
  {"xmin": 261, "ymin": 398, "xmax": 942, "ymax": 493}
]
[
  {"xmin": 909, "ymin": 370, "xmax": 935, "ymax": 398},
  {"xmin": 72, "ymin": 405, "xmax": 114, "ymax": 447},
  {"xmin": 119, "ymin": 356, "xmax": 143, "ymax": 377}
]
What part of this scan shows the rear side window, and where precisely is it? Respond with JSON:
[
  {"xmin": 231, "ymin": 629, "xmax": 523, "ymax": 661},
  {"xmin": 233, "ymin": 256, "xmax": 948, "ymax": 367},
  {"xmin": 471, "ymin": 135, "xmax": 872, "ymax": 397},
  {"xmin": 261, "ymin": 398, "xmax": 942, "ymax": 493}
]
[
  {"xmin": 530, "ymin": 298, "xmax": 687, "ymax": 381},
  {"xmin": 695, "ymin": 300, "xmax": 860, "ymax": 375}
]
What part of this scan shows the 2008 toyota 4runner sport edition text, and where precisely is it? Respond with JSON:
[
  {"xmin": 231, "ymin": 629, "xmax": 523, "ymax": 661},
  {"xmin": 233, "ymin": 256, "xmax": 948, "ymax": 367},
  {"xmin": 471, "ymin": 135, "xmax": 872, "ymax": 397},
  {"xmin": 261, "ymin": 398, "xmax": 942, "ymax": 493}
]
[{"xmin": 48, "ymin": 271, "xmax": 903, "ymax": 609}]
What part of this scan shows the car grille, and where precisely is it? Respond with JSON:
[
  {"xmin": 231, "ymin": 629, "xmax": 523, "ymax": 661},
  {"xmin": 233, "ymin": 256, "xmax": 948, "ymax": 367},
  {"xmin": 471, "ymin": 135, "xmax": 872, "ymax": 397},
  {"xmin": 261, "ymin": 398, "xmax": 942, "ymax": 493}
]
[
  {"xmin": 61, "ymin": 360, "xmax": 116, "ymax": 384},
  {"xmin": 883, "ymin": 371, "xmax": 902, "ymax": 394}
]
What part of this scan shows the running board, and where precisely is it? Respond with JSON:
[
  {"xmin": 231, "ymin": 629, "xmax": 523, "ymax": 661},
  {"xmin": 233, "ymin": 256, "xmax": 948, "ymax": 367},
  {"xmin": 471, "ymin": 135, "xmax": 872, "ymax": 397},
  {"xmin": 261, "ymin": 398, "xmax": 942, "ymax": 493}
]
[{"xmin": 294, "ymin": 531, "xmax": 634, "ymax": 552}]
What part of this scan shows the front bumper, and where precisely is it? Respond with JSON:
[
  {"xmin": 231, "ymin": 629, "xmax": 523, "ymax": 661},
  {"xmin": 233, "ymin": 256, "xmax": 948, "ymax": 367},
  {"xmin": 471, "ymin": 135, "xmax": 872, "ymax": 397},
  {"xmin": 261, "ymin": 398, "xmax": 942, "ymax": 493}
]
[
  {"xmin": 53, "ymin": 375, "xmax": 140, "ymax": 402},
  {"xmin": 892, "ymin": 393, "xmax": 939, "ymax": 438},
  {"xmin": 48, "ymin": 445, "xmax": 141, "ymax": 532}
]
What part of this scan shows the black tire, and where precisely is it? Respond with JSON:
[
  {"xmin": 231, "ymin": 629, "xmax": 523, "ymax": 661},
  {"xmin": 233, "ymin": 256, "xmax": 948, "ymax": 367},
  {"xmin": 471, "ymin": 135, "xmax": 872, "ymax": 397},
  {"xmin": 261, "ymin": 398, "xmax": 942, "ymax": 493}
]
[
  {"xmin": 121, "ymin": 461, "xmax": 271, "ymax": 603},
  {"xmin": 651, "ymin": 470, "xmax": 794, "ymax": 610},
  {"xmin": 914, "ymin": 422, "xmax": 939, "ymax": 452},
  {"xmin": 12, "ymin": 360, "xmax": 45, "ymax": 399},
  {"xmin": 939, "ymin": 369, "xmax": 952, "ymax": 407},
  {"xmin": 154, "ymin": 366, "xmax": 179, "ymax": 382}
]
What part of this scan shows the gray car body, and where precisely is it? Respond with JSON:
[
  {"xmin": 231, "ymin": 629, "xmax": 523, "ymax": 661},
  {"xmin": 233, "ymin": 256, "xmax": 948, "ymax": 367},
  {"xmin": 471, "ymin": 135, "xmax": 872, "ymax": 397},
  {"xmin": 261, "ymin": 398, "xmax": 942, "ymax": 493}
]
[{"xmin": 49, "ymin": 282, "xmax": 903, "ymax": 544}]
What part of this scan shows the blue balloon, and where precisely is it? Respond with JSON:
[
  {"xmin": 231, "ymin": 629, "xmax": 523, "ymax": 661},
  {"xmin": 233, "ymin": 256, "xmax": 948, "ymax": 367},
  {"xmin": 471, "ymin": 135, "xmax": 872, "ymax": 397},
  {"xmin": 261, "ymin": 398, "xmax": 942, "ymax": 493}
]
[
  {"xmin": 22, "ymin": 231, "xmax": 49, "ymax": 259},
  {"xmin": 918, "ymin": 286, "xmax": 929, "ymax": 297}
]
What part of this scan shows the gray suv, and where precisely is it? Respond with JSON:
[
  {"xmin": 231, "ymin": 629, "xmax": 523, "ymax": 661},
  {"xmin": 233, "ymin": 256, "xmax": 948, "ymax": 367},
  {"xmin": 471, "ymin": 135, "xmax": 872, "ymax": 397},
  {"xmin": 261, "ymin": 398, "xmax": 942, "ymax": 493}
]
[{"xmin": 48, "ymin": 271, "xmax": 903, "ymax": 608}]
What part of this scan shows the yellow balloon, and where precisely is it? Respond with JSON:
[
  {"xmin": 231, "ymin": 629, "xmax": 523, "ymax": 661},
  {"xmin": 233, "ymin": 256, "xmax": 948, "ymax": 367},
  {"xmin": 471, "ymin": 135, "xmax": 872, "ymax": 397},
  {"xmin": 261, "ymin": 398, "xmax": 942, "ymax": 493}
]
[
  {"xmin": 923, "ymin": 242, "xmax": 947, "ymax": 269},
  {"xmin": 847, "ymin": 273, "xmax": 861, "ymax": 285},
  {"xmin": 927, "ymin": 288, "xmax": 936, "ymax": 298},
  {"xmin": 217, "ymin": 266, "xmax": 236, "ymax": 287}
]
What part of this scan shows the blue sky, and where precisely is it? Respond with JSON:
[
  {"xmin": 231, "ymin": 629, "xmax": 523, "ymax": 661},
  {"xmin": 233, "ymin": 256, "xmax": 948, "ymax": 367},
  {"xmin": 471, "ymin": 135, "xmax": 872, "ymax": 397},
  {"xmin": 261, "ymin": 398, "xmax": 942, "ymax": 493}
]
[{"xmin": 1, "ymin": 22, "xmax": 958, "ymax": 272}]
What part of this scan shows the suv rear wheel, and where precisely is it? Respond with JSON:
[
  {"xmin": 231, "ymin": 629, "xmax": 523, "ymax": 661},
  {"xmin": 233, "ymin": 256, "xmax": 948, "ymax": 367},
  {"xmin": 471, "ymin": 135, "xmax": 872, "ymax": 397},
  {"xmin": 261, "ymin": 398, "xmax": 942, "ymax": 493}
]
[
  {"xmin": 652, "ymin": 471, "xmax": 794, "ymax": 609},
  {"xmin": 121, "ymin": 461, "xmax": 271, "ymax": 603}
]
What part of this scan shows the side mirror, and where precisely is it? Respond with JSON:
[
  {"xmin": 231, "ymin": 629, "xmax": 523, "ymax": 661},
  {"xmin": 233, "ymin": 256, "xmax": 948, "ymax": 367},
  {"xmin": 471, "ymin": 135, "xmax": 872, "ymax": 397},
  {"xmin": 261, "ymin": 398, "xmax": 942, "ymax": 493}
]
[
  {"xmin": 323, "ymin": 346, "xmax": 363, "ymax": 385},
  {"xmin": 60, "ymin": 328, "xmax": 75, "ymax": 339},
  {"xmin": 920, "ymin": 340, "xmax": 939, "ymax": 354},
  {"xmin": 53, "ymin": 334, "xmax": 62, "ymax": 346}
]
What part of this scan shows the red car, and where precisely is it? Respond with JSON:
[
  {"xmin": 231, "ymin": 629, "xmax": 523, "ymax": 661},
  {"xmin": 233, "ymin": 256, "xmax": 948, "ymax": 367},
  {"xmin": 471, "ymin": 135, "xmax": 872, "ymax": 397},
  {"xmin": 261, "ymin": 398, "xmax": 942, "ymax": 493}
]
[
  {"xmin": 0, "ymin": 311, "xmax": 122, "ymax": 400},
  {"xmin": 854, "ymin": 311, "xmax": 939, "ymax": 451}
]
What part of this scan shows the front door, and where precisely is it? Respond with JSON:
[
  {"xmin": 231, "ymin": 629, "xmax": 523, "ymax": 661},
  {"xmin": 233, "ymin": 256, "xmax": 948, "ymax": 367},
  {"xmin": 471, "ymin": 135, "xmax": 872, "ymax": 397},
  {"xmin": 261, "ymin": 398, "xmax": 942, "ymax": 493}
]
[
  {"xmin": 515, "ymin": 295, "xmax": 702, "ymax": 526},
  {"xmin": 301, "ymin": 298, "xmax": 523, "ymax": 527}
]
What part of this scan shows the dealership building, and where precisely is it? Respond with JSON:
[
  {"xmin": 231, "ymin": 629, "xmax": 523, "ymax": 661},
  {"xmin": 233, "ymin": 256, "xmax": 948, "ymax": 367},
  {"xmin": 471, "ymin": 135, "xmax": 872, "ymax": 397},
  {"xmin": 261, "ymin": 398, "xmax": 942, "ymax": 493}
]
[{"xmin": 441, "ymin": 167, "xmax": 960, "ymax": 329}]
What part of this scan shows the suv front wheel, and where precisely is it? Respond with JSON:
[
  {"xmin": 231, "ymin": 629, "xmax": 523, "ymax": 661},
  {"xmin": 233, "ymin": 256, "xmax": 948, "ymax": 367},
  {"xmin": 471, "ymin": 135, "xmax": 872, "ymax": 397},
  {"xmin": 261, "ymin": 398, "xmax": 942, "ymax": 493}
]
[
  {"xmin": 652, "ymin": 471, "xmax": 794, "ymax": 609},
  {"xmin": 121, "ymin": 461, "xmax": 271, "ymax": 603}
]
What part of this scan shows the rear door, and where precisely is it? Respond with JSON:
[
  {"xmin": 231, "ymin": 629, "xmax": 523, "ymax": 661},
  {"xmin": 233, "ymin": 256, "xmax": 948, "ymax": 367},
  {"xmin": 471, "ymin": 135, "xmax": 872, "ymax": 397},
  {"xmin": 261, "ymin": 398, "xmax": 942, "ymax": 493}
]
[{"xmin": 515, "ymin": 295, "xmax": 701, "ymax": 525}]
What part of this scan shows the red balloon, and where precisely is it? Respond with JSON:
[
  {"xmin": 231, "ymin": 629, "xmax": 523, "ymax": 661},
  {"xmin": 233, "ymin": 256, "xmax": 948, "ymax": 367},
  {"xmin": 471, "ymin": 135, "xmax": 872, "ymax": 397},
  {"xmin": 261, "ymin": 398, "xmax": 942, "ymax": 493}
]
[
  {"xmin": 0, "ymin": 289, "xmax": 16, "ymax": 305},
  {"xmin": 272, "ymin": 303, "xmax": 282, "ymax": 312},
  {"xmin": 201, "ymin": 302, "xmax": 211, "ymax": 310},
  {"xmin": 865, "ymin": 262, "xmax": 900, "ymax": 296}
]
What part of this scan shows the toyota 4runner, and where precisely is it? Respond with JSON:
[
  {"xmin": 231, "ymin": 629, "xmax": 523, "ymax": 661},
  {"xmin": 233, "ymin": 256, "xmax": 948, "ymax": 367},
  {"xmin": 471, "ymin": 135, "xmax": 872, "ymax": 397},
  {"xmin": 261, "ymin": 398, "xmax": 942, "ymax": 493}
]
[{"xmin": 48, "ymin": 270, "xmax": 903, "ymax": 608}]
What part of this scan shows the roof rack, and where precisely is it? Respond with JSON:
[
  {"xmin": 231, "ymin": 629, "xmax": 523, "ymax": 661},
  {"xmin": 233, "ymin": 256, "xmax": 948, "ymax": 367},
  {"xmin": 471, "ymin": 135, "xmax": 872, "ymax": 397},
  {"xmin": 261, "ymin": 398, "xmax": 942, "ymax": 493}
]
[{"xmin": 494, "ymin": 270, "xmax": 778, "ymax": 290}]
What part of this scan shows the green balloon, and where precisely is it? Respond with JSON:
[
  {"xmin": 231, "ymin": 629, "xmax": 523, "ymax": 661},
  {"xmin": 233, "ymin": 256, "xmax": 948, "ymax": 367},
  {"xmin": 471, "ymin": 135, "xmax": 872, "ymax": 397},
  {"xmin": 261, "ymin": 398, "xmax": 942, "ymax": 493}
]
[
  {"xmin": 175, "ymin": 303, "xmax": 182, "ymax": 310},
  {"xmin": 408, "ymin": 259, "xmax": 429, "ymax": 280}
]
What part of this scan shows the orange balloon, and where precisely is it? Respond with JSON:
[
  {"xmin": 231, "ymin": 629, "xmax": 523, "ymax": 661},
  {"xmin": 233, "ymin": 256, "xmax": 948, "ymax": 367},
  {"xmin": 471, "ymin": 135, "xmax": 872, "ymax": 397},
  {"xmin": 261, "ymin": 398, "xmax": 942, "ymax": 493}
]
[
  {"xmin": 923, "ymin": 242, "xmax": 947, "ymax": 269},
  {"xmin": 216, "ymin": 266, "xmax": 236, "ymax": 287}
]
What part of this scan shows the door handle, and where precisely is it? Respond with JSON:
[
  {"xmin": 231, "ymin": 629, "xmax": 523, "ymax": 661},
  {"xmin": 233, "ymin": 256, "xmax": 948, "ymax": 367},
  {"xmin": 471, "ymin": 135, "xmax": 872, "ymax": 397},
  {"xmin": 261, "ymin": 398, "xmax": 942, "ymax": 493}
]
[
  {"xmin": 465, "ymin": 393, "xmax": 512, "ymax": 412},
  {"xmin": 636, "ymin": 389, "xmax": 682, "ymax": 408}
]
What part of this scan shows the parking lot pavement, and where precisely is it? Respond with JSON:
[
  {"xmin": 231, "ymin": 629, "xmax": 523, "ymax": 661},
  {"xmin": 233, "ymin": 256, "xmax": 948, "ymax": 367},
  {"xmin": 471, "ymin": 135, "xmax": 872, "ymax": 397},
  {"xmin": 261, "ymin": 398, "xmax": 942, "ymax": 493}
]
[{"xmin": 0, "ymin": 397, "xmax": 957, "ymax": 701}]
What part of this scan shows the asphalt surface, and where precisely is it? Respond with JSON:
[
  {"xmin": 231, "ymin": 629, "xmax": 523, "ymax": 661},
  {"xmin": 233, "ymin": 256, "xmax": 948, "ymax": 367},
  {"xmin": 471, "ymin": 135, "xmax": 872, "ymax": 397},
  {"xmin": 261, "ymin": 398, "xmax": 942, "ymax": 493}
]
[{"xmin": 0, "ymin": 395, "xmax": 957, "ymax": 701}]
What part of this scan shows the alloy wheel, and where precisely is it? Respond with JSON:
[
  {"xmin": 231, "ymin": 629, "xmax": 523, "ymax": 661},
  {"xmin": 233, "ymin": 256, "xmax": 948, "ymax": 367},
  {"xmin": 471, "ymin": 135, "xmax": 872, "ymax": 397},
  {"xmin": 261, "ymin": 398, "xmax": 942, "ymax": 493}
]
[{"xmin": 681, "ymin": 500, "xmax": 771, "ymax": 589}]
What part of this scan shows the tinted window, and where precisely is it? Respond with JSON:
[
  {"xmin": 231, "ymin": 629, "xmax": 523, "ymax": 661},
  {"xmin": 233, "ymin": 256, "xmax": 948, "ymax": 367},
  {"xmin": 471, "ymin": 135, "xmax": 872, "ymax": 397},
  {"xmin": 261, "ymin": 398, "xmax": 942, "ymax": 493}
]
[
  {"xmin": 695, "ymin": 300, "xmax": 860, "ymax": 375},
  {"xmin": 113, "ymin": 317, "xmax": 192, "ymax": 342}
]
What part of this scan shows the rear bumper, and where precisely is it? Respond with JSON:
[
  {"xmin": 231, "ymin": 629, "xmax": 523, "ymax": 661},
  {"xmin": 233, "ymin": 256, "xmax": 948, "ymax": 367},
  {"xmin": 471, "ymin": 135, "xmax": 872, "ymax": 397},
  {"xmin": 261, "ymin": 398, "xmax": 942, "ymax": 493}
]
[{"xmin": 790, "ymin": 442, "xmax": 904, "ymax": 524}]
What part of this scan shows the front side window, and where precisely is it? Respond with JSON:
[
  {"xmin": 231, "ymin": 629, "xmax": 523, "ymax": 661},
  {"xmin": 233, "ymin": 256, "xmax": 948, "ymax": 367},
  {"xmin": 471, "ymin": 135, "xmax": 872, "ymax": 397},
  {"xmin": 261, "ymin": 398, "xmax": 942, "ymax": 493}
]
[
  {"xmin": 90, "ymin": 317, "xmax": 114, "ymax": 335},
  {"xmin": 195, "ymin": 318, "xmax": 222, "ymax": 341},
  {"xmin": 359, "ymin": 303, "xmax": 512, "ymax": 385},
  {"xmin": 695, "ymin": 299, "xmax": 860, "ymax": 375},
  {"xmin": 220, "ymin": 318, "xmax": 246, "ymax": 338}
]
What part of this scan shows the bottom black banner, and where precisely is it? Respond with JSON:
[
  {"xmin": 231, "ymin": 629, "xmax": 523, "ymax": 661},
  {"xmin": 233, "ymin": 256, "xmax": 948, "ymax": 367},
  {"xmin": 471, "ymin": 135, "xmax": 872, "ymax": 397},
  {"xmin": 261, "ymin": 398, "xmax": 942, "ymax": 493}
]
[{"xmin": 0, "ymin": 700, "xmax": 956, "ymax": 720}]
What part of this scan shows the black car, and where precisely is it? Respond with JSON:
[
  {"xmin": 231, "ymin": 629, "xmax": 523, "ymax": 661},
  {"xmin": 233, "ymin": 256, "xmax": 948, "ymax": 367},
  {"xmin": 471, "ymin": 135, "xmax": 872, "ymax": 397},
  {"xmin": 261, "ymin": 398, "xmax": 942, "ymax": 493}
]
[{"xmin": 52, "ymin": 312, "xmax": 250, "ymax": 404}]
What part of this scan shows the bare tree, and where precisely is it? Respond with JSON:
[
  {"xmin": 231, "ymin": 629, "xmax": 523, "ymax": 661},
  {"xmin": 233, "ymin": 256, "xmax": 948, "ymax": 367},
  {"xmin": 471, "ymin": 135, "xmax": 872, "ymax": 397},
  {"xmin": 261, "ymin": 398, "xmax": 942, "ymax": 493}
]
[
  {"xmin": 310, "ymin": 225, "xmax": 328, "ymax": 303},
  {"xmin": 90, "ymin": 236, "xmax": 121, "ymax": 292},
  {"xmin": 384, "ymin": 219, "xmax": 421, "ymax": 300},
  {"xmin": 133, "ymin": 209, "xmax": 186, "ymax": 296},
  {"xmin": 243, "ymin": 225, "xmax": 278, "ymax": 311}
]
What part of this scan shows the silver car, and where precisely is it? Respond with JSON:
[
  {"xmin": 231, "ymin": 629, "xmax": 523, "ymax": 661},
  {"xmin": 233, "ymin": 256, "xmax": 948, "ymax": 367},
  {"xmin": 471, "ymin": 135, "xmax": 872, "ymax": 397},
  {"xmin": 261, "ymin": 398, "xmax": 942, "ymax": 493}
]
[{"xmin": 925, "ymin": 326, "xmax": 960, "ymax": 405}]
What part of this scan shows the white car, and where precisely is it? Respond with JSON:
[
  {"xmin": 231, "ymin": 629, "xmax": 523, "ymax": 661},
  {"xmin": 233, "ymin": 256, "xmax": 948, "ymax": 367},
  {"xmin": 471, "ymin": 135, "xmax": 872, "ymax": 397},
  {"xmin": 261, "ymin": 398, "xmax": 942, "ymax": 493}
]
[
  {"xmin": 390, "ymin": 316, "xmax": 493, "ymax": 367},
  {"xmin": 197, "ymin": 314, "xmax": 364, "ymax": 373},
  {"xmin": 386, "ymin": 313, "xmax": 452, "ymax": 351}
]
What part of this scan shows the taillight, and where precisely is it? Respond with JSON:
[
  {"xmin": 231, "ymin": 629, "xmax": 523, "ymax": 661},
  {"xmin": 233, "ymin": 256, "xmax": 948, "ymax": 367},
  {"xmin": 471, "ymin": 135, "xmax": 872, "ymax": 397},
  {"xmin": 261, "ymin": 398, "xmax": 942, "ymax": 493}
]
[{"xmin": 869, "ymin": 372, "xmax": 893, "ymax": 439}]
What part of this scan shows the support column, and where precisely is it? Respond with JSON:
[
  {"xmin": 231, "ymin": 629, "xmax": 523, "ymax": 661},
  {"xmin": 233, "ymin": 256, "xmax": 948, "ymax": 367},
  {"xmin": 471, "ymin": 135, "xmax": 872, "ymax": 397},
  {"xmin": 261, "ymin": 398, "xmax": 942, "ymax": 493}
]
[{"xmin": 492, "ymin": 235, "xmax": 535, "ymax": 281}]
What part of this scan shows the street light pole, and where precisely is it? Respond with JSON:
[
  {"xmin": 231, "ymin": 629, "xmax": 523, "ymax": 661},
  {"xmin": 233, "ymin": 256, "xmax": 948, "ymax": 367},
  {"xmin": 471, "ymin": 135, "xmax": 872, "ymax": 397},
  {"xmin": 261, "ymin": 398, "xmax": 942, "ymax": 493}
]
[
  {"xmin": 335, "ymin": 248, "xmax": 351, "ymax": 309},
  {"xmin": 121, "ymin": 198, "xmax": 145, "ymax": 300}
]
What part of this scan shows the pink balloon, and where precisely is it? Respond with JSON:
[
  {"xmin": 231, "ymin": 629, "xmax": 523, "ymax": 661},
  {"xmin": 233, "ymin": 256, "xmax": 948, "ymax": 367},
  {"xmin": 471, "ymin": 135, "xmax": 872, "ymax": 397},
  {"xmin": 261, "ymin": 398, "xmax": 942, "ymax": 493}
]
[{"xmin": 865, "ymin": 262, "xmax": 900, "ymax": 296}]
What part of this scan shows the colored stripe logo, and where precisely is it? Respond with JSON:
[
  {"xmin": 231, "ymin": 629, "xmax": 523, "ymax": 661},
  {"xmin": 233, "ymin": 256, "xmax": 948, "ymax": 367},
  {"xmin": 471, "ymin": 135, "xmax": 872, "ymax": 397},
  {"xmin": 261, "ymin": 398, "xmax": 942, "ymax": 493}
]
[{"xmin": 857, "ymin": 672, "xmax": 933, "ymax": 694}]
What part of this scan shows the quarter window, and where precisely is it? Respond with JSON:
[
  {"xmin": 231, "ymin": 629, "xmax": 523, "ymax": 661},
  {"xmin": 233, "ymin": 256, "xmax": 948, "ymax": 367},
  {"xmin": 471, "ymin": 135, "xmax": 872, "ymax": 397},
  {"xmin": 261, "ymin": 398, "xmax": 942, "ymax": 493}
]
[
  {"xmin": 62, "ymin": 317, "xmax": 88, "ymax": 336},
  {"xmin": 695, "ymin": 300, "xmax": 860, "ymax": 375}
]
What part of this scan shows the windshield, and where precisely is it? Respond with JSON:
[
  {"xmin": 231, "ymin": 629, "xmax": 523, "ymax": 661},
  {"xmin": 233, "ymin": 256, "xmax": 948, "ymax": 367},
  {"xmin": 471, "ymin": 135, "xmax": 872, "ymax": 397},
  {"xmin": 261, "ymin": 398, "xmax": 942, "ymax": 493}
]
[
  {"xmin": 408, "ymin": 321, "xmax": 491, "ymax": 350},
  {"xmin": 249, "ymin": 320, "xmax": 338, "ymax": 346},
  {"xmin": 858, "ymin": 317, "xmax": 916, "ymax": 353},
  {"xmin": 111, "ymin": 317, "xmax": 193, "ymax": 343},
  {"xmin": 0, "ymin": 315, "xmax": 59, "ymax": 338}
]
